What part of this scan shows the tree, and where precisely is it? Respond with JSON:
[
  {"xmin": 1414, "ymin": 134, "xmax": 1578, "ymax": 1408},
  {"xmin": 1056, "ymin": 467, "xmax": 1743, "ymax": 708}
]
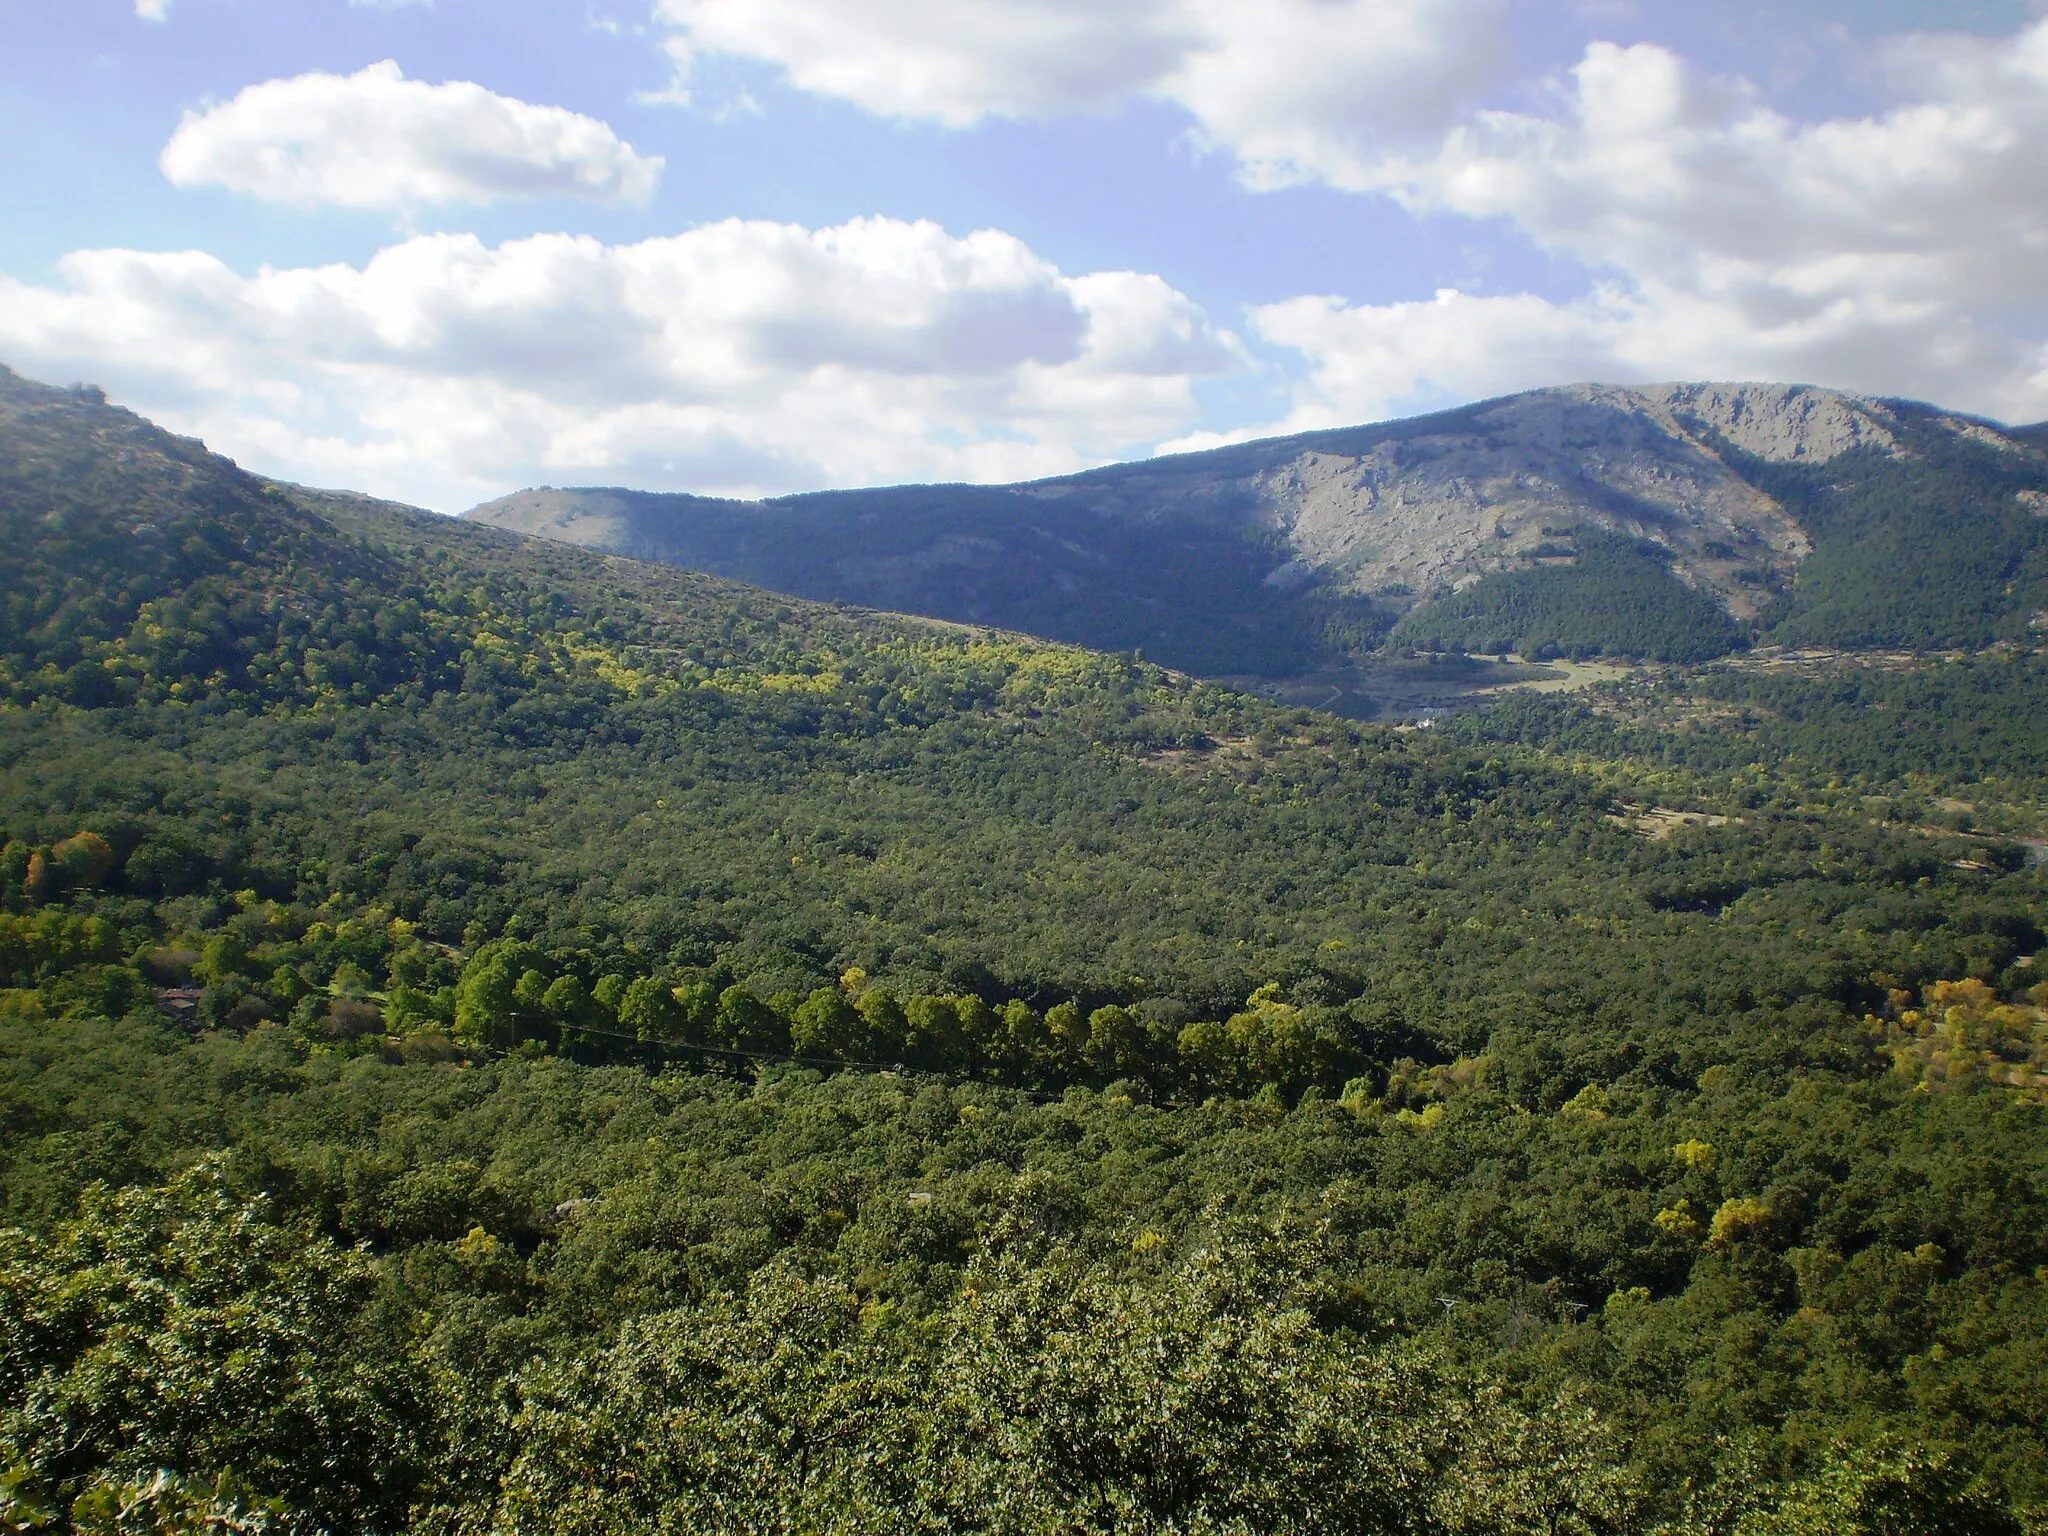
[
  {"xmin": 1086, "ymin": 1003, "xmax": 1147, "ymax": 1078},
  {"xmin": 929, "ymin": 1242, "xmax": 1458, "ymax": 1535},
  {"xmin": 904, "ymin": 994, "xmax": 963, "ymax": 1071},
  {"xmin": 1178, "ymin": 989, "xmax": 1362, "ymax": 1099},
  {"xmin": 952, "ymin": 993, "xmax": 999, "ymax": 1062},
  {"xmin": 48, "ymin": 832, "xmax": 114, "ymax": 892},
  {"xmin": 674, "ymin": 977, "xmax": 720, "ymax": 1037},
  {"xmin": 592, "ymin": 974, "xmax": 629, "ymax": 1016},
  {"xmin": 1708, "ymin": 1197, "xmax": 1774, "ymax": 1248},
  {"xmin": 197, "ymin": 931, "xmax": 250, "ymax": 987},
  {"xmin": 1435, "ymin": 1387, "xmax": 1644, "ymax": 1535},
  {"xmin": 512, "ymin": 968, "xmax": 551, "ymax": 1017},
  {"xmin": 20, "ymin": 850, "xmax": 48, "ymax": 906},
  {"xmin": 0, "ymin": 1161, "xmax": 426, "ymax": 1532},
  {"xmin": 541, "ymin": 973, "xmax": 592, "ymax": 1026},
  {"xmin": 492, "ymin": 1264, "xmax": 921, "ymax": 1535},
  {"xmin": 715, "ymin": 985, "xmax": 786, "ymax": 1053},
  {"xmin": 453, "ymin": 948, "xmax": 518, "ymax": 1049},
  {"xmin": 1739, "ymin": 1439, "xmax": 2020, "ymax": 1536},
  {"xmin": 855, "ymin": 989, "xmax": 908, "ymax": 1061},
  {"xmin": 618, "ymin": 975, "xmax": 687, "ymax": 1044},
  {"xmin": 1044, "ymin": 1001, "xmax": 1088, "ymax": 1075},
  {"xmin": 791, "ymin": 986, "xmax": 862, "ymax": 1060},
  {"xmin": 998, "ymin": 999, "xmax": 1053, "ymax": 1080},
  {"xmin": 0, "ymin": 842, "xmax": 30, "ymax": 903}
]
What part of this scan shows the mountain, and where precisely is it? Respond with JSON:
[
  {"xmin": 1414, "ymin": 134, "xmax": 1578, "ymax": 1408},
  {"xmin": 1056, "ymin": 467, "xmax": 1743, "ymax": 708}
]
[
  {"xmin": 10, "ymin": 359, "xmax": 2048, "ymax": 1530},
  {"xmin": 470, "ymin": 381, "xmax": 2048, "ymax": 673}
]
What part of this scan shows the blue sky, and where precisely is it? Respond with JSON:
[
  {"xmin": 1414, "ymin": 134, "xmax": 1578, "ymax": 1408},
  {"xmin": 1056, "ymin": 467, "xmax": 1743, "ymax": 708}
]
[{"xmin": 2, "ymin": 0, "xmax": 2044, "ymax": 509}]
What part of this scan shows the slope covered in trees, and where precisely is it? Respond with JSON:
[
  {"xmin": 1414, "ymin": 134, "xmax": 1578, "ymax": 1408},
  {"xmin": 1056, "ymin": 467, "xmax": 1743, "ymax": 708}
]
[
  {"xmin": 5, "ymin": 365, "xmax": 2048, "ymax": 1531},
  {"xmin": 1389, "ymin": 527, "xmax": 1746, "ymax": 662},
  {"xmin": 1691, "ymin": 401, "xmax": 2048, "ymax": 652},
  {"xmin": 1456, "ymin": 647, "xmax": 2048, "ymax": 817}
]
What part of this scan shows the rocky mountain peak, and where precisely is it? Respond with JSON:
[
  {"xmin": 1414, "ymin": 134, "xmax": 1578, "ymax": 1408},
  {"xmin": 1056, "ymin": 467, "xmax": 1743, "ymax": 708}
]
[{"xmin": 1615, "ymin": 381, "xmax": 1900, "ymax": 463}]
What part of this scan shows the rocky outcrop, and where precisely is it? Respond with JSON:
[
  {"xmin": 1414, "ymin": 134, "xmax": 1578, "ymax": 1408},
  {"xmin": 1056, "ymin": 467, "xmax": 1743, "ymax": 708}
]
[{"xmin": 1219, "ymin": 382, "xmax": 1853, "ymax": 619}]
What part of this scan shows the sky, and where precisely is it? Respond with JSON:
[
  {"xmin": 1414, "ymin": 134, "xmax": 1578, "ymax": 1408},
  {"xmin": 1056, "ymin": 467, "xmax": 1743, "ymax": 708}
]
[{"xmin": 2, "ymin": 0, "xmax": 2046, "ymax": 511}]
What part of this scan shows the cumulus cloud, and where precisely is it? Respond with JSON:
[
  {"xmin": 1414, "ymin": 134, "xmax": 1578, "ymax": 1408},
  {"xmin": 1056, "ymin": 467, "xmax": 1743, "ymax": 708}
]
[
  {"xmin": 1171, "ymin": 20, "xmax": 2048, "ymax": 442},
  {"xmin": 135, "ymin": 0, "xmax": 170, "ymax": 18},
  {"xmin": 656, "ymin": 2, "xmax": 2048, "ymax": 431},
  {"xmin": 651, "ymin": 0, "xmax": 1507, "ymax": 180},
  {"xmin": 160, "ymin": 61, "xmax": 664, "ymax": 211},
  {"xmin": 0, "ymin": 218, "xmax": 1242, "ymax": 510},
  {"xmin": 1398, "ymin": 31, "xmax": 2048, "ymax": 313}
]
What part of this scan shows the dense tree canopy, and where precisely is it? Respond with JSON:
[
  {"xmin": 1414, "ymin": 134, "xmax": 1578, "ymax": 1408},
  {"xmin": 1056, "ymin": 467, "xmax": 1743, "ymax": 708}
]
[{"xmin": 4, "ymin": 368, "xmax": 2048, "ymax": 1532}]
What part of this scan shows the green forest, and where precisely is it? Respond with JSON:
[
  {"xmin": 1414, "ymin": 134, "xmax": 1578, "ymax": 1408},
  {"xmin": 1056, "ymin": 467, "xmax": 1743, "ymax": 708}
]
[
  {"xmin": 8, "ymin": 368, "xmax": 2048, "ymax": 1532},
  {"xmin": 1388, "ymin": 528, "xmax": 1745, "ymax": 663}
]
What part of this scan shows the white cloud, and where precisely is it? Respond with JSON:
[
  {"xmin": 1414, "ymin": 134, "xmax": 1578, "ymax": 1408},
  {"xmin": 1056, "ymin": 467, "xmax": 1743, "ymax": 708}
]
[
  {"xmin": 651, "ymin": 0, "xmax": 1507, "ymax": 178},
  {"xmin": 0, "ymin": 218, "xmax": 1243, "ymax": 510},
  {"xmin": 135, "ymin": 0, "xmax": 171, "ymax": 18},
  {"xmin": 1174, "ymin": 21, "xmax": 2048, "ymax": 441},
  {"xmin": 159, "ymin": 61, "xmax": 664, "ymax": 211},
  {"xmin": 653, "ymin": 2, "xmax": 2048, "ymax": 431},
  {"xmin": 1398, "ymin": 32, "xmax": 2048, "ymax": 313}
]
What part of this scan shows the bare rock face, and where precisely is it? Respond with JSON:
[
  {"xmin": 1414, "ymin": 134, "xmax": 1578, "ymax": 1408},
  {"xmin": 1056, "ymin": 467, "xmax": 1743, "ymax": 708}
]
[
  {"xmin": 1214, "ymin": 383, "xmax": 1872, "ymax": 619},
  {"xmin": 1636, "ymin": 382, "xmax": 1898, "ymax": 462},
  {"xmin": 465, "ymin": 487, "xmax": 636, "ymax": 552}
]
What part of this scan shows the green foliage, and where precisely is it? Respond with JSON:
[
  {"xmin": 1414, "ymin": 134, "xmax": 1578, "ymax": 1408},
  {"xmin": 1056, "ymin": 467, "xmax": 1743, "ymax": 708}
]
[
  {"xmin": 0, "ymin": 911, "xmax": 120, "ymax": 987},
  {"xmin": 0, "ymin": 1161, "xmax": 424, "ymax": 1530},
  {"xmin": 454, "ymin": 947, "xmax": 518, "ymax": 1049},
  {"xmin": 791, "ymin": 985, "xmax": 863, "ymax": 1058},
  {"xmin": 499, "ymin": 1261, "xmax": 933, "ymax": 1535},
  {"xmin": 65, "ymin": 1469, "xmax": 291, "ymax": 1536},
  {"xmin": 1391, "ymin": 527, "xmax": 1746, "ymax": 662},
  {"xmin": 715, "ymin": 983, "xmax": 786, "ymax": 1052},
  {"xmin": 924, "ymin": 1242, "xmax": 1459, "ymax": 1535},
  {"xmin": 613, "ymin": 975, "xmax": 682, "ymax": 1044},
  {"xmin": 7, "ymin": 1022, "xmax": 2048, "ymax": 1529},
  {"xmin": 1736, "ymin": 1440, "xmax": 2020, "ymax": 1536},
  {"xmin": 1688, "ymin": 401, "xmax": 2048, "ymax": 651},
  {"xmin": 1455, "ymin": 648, "xmax": 2048, "ymax": 807},
  {"xmin": 9, "ymin": 364, "xmax": 2048, "ymax": 1529}
]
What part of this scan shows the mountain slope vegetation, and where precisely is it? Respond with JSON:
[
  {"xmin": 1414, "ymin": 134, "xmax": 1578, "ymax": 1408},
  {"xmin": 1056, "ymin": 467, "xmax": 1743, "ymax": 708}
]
[
  {"xmin": 6, "ymin": 364, "xmax": 2048, "ymax": 1531},
  {"xmin": 1388, "ymin": 526, "xmax": 1746, "ymax": 662}
]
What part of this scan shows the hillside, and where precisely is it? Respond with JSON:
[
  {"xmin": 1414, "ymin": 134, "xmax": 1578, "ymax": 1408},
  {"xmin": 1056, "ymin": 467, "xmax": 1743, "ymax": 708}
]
[
  {"xmin": 470, "ymin": 381, "xmax": 2048, "ymax": 674},
  {"xmin": 9, "ymin": 361, "xmax": 2048, "ymax": 1530}
]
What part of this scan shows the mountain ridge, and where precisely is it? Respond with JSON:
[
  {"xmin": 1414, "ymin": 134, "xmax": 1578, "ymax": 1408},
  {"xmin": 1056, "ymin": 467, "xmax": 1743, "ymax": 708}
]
[{"xmin": 468, "ymin": 380, "xmax": 2048, "ymax": 675}]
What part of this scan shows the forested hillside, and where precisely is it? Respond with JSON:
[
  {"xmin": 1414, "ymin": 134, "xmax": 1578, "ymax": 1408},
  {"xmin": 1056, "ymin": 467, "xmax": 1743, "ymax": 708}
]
[
  {"xmin": 1389, "ymin": 527, "xmax": 1745, "ymax": 663},
  {"xmin": 7, "ymin": 365, "xmax": 2048, "ymax": 1531},
  {"xmin": 1457, "ymin": 648, "xmax": 2048, "ymax": 811}
]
